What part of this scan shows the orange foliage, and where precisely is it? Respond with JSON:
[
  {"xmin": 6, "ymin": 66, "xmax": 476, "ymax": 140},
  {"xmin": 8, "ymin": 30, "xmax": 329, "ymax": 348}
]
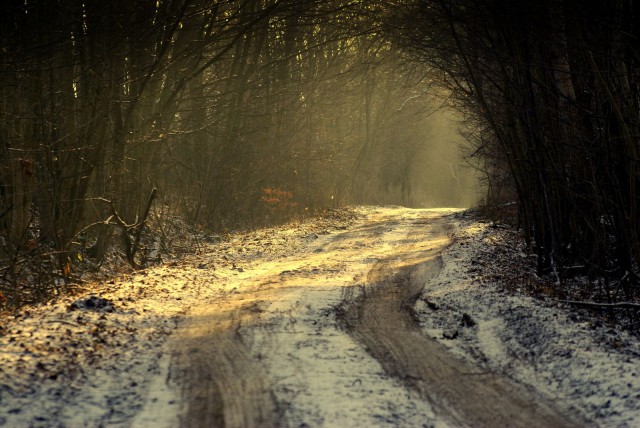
[
  {"xmin": 63, "ymin": 262, "xmax": 71, "ymax": 277},
  {"xmin": 261, "ymin": 187, "xmax": 297, "ymax": 211}
]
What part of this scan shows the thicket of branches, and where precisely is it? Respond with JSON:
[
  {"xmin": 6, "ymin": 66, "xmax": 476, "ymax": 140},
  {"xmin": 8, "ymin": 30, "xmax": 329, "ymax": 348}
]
[
  {"xmin": 8, "ymin": 0, "xmax": 636, "ymax": 309},
  {"xmin": 391, "ymin": 0, "xmax": 640, "ymax": 299},
  {"xmin": 0, "ymin": 0, "xmax": 476, "ymax": 307}
]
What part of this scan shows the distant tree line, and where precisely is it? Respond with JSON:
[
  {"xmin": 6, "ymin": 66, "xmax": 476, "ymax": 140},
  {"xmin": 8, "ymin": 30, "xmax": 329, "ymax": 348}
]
[
  {"xmin": 0, "ymin": 0, "xmax": 476, "ymax": 306},
  {"xmin": 390, "ymin": 0, "xmax": 640, "ymax": 298}
]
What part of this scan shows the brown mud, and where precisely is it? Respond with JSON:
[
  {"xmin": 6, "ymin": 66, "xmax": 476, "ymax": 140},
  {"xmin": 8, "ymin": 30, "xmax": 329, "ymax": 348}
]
[
  {"xmin": 339, "ymin": 217, "xmax": 581, "ymax": 427},
  {"xmin": 171, "ymin": 299, "xmax": 279, "ymax": 428}
]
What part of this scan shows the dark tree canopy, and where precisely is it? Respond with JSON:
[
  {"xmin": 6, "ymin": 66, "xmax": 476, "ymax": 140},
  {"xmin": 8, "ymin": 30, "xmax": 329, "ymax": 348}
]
[{"xmin": 391, "ymin": 0, "xmax": 640, "ymax": 297}]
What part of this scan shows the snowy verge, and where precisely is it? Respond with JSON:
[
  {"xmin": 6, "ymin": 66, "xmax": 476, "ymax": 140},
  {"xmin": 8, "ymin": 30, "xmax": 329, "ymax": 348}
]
[
  {"xmin": 415, "ymin": 211, "xmax": 640, "ymax": 427},
  {"xmin": 0, "ymin": 208, "xmax": 360, "ymax": 427}
]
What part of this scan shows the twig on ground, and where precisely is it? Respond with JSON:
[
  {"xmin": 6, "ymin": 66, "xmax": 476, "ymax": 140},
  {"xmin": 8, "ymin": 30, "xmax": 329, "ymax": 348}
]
[{"xmin": 560, "ymin": 300, "xmax": 640, "ymax": 310}]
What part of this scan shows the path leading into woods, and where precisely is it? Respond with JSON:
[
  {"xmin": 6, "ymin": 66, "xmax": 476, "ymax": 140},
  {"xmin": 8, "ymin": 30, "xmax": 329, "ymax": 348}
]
[
  {"xmin": 2, "ymin": 207, "xmax": 639, "ymax": 427},
  {"xmin": 169, "ymin": 208, "xmax": 577, "ymax": 427},
  {"xmin": 165, "ymin": 209, "xmax": 574, "ymax": 427}
]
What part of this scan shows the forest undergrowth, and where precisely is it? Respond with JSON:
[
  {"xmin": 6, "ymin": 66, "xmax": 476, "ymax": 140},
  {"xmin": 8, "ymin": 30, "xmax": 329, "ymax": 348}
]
[
  {"xmin": 476, "ymin": 203, "xmax": 640, "ymax": 335},
  {"xmin": 0, "ymin": 204, "xmax": 356, "ymax": 313}
]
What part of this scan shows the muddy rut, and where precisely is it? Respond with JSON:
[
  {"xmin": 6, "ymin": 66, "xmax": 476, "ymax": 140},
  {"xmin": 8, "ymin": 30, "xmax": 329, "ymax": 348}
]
[
  {"xmin": 170, "ymin": 209, "xmax": 582, "ymax": 427},
  {"xmin": 172, "ymin": 300, "xmax": 279, "ymax": 427},
  {"xmin": 339, "ymin": 218, "xmax": 580, "ymax": 427}
]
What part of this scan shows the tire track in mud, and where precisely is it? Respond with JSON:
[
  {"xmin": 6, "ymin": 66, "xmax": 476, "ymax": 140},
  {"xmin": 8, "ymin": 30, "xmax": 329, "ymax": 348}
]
[
  {"xmin": 169, "ymin": 209, "xmax": 583, "ymax": 427},
  {"xmin": 168, "ymin": 210, "xmax": 411, "ymax": 428},
  {"xmin": 339, "ymin": 217, "xmax": 581, "ymax": 428},
  {"xmin": 171, "ymin": 300, "xmax": 279, "ymax": 428}
]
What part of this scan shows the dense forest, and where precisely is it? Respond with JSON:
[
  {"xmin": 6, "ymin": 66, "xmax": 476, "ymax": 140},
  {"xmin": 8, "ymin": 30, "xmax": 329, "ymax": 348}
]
[
  {"xmin": 2, "ymin": 0, "xmax": 640, "ymax": 309},
  {"xmin": 390, "ymin": 1, "xmax": 640, "ymax": 299}
]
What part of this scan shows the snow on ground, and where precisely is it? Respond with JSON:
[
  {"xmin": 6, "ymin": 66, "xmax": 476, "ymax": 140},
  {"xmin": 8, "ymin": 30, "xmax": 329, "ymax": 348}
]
[
  {"xmin": 236, "ymin": 208, "xmax": 454, "ymax": 427},
  {"xmin": 0, "ymin": 207, "xmax": 639, "ymax": 427},
  {"xmin": 416, "ymin": 211, "xmax": 640, "ymax": 427},
  {"xmin": 0, "ymin": 209, "xmax": 360, "ymax": 427},
  {"xmin": 0, "ymin": 263, "xmax": 194, "ymax": 427}
]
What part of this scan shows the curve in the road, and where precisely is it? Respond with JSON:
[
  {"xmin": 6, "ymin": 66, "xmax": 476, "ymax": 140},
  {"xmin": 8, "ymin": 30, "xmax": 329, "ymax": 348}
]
[{"xmin": 339, "ymin": 216, "xmax": 582, "ymax": 428}]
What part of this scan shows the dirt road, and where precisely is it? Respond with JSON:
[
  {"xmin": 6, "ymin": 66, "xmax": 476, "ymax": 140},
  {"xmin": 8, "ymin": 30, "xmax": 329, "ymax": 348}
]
[
  {"xmin": 5, "ymin": 206, "xmax": 638, "ymax": 427},
  {"xmin": 169, "ymin": 208, "xmax": 580, "ymax": 427}
]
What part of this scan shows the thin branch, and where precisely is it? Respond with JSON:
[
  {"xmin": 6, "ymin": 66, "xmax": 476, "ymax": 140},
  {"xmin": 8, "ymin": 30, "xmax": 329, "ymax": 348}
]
[{"xmin": 560, "ymin": 300, "xmax": 640, "ymax": 310}]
